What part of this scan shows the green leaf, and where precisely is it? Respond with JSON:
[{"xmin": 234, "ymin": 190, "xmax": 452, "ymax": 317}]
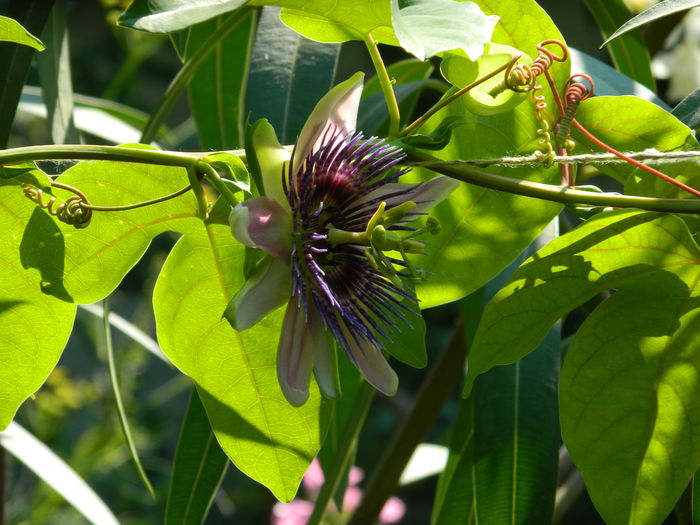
[
  {"xmin": 584, "ymin": 0, "xmax": 656, "ymax": 91},
  {"xmin": 37, "ymin": 0, "xmax": 78, "ymax": 144},
  {"xmin": 408, "ymin": 0, "xmax": 567, "ymax": 309},
  {"xmin": 462, "ymin": 209, "xmax": 700, "ymax": 525},
  {"xmin": 25, "ymin": 152, "xmax": 200, "ymax": 304},
  {"xmin": 246, "ymin": 7, "xmax": 340, "ymax": 144},
  {"xmin": 391, "ymin": 0, "xmax": 497, "ymax": 61},
  {"xmin": 0, "ymin": 15, "xmax": 44, "ymax": 50},
  {"xmin": 569, "ymin": 48, "xmax": 669, "ymax": 109},
  {"xmin": 0, "ymin": 1, "xmax": 54, "ymax": 148},
  {"xmin": 153, "ymin": 199, "xmax": 329, "ymax": 502},
  {"xmin": 119, "ymin": 0, "xmax": 247, "ymax": 33},
  {"xmin": 165, "ymin": 388, "xmax": 228, "ymax": 525},
  {"xmin": 672, "ymin": 87, "xmax": 700, "ymax": 130},
  {"xmin": 401, "ymin": 116, "xmax": 466, "ymax": 150},
  {"xmin": 602, "ymin": 0, "xmax": 700, "ymax": 46},
  {"xmin": 380, "ymin": 283, "xmax": 427, "ymax": 368},
  {"xmin": 183, "ymin": 10, "xmax": 256, "ymax": 150},
  {"xmin": 572, "ymin": 95, "xmax": 700, "ymax": 199},
  {"xmin": 0, "ymin": 422, "xmax": 119, "ymax": 525},
  {"xmin": 432, "ymin": 222, "xmax": 560, "ymax": 525},
  {"xmin": 249, "ymin": 0, "xmax": 397, "ymax": 44},
  {"xmin": 0, "ymin": 178, "xmax": 75, "ymax": 430},
  {"xmin": 358, "ymin": 58, "xmax": 435, "ymax": 135}
]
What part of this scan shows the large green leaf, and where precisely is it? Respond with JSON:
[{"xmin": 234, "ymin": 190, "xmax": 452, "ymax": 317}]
[
  {"xmin": 584, "ymin": 0, "xmax": 655, "ymax": 91},
  {"xmin": 463, "ymin": 210, "xmax": 700, "ymax": 525},
  {"xmin": 153, "ymin": 199, "xmax": 329, "ymax": 502},
  {"xmin": 432, "ymin": 221, "xmax": 560, "ymax": 525},
  {"xmin": 0, "ymin": 15, "xmax": 44, "ymax": 50},
  {"xmin": 27, "ymin": 152, "xmax": 199, "ymax": 304},
  {"xmin": 119, "ymin": 0, "xmax": 247, "ymax": 33},
  {"xmin": 572, "ymin": 95, "xmax": 700, "ymax": 198},
  {"xmin": 183, "ymin": 10, "xmax": 256, "ymax": 150},
  {"xmin": 391, "ymin": 0, "xmax": 497, "ymax": 61},
  {"xmin": 407, "ymin": 0, "xmax": 566, "ymax": 308},
  {"xmin": 248, "ymin": 0, "xmax": 397, "ymax": 44},
  {"xmin": 0, "ymin": 176, "xmax": 75, "ymax": 429},
  {"xmin": 602, "ymin": 0, "xmax": 700, "ymax": 46},
  {"xmin": 165, "ymin": 388, "xmax": 228, "ymax": 525},
  {"xmin": 245, "ymin": 6, "xmax": 340, "ymax": 144}
]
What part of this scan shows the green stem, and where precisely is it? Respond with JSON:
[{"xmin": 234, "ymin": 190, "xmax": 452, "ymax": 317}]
[
  {"xmin": 307, "ymin": 382, "xmax": 375, "ymax": 525},
  {"xmin": 401, "ymin": 54, "xmax": 520, "ymax": 137},
  {"xmin": 346, "ymin": 321, "xmax": 468, "ymax": 525},
  {"xmin": 140, "ymin": 9, "xmax": 252, "ymax": 144},
  {"xmin": 187, "ymin": 165, "xmax": 209, "ymax": 220},
  {"xmin": 411, "ymin": 152, "xmax": 700, "ymax": 214},
  {"xmin": 197, "ymin": 160, "xmax": 239, "ymax": 208},
  {"xmin": 102, "ymin": 298, "xmax": 155, "ymax": 498},
  {"xmin": 0, "ymin": 144, "xmax": 199, "ymax": 168},
  {"xmin": 364, "ymin": 35, "xmax": 401, "ymax": 137}
]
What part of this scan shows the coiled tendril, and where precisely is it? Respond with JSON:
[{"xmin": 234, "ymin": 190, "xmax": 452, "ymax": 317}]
[
  {"xmin": 555, "ymin": 74, "xmax": 594, "ymax": 150},
  {"xmin": 22, "ymin": 181, "xmax": 93, "ymax": 228}
]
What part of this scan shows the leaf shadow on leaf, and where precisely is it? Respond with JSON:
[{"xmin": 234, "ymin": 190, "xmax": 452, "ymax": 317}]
[
  {"xmin": 20, "ymin": 208, "xmax": 72, "ymax": 302},
  {"xmin": 0, "ymin": 300, "xmax": 25, "ymax": 314},
  {"xmin": 195, "ymin": 384, "xmax": 318, "ymax": 462}
]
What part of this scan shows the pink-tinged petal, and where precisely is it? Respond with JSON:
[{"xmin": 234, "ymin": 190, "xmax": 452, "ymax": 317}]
[
  {"xmin": 361, "ymin": 175, "xmax": 459, "ymax": 214},
  {"xmin": 224, "ymin": 256, "xmax": 290, "ymax": 331},
  {"xmin": 292, "ymin": 72, "xmax": 364, "ymax": 174},
  {"xmin": 271, "ymin": 499, "xmax": 313, "ymax": 525},
  {"xmin": 379, "ymin": 497, "xmax": 406, "ymax": 523},
  {"xmin": 277, "ymin": 300, "xmax": 315, "ymax": 407},
  {"xmin": 249, "ymin": 119, "xmax": 291, "ymax": 209},
  {"xmin": 229, "ymin": 197, "xmax": 292, "ymax": 263},
  {"xmin": 302, "ymin": 458, "xmax": 325, "ymax": 493},
  {"xmin": 339, "ymin": 321, "xmax": 399, "ymax": 396},
  {"xmin": 342, "ymin": 486, "xmax": 363, "ymax": 512},
  {"xmin": 348, "ymin": 466, "xmax": 364, "ymax": 486}
]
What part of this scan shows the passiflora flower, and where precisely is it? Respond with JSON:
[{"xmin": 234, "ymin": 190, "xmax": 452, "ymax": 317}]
[{"xmin": 227, "ymin": 72, "xmax": 458, "ymax": 406}]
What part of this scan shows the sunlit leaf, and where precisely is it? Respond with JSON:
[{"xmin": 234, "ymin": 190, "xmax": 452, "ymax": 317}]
[
  {"xmin": 153, "ymin": 198, "xmax": 329, "ymax": 502},
  {"xmin": 119, "ymin": 0, "xmax": 247, "ymax": 33},
  {"xmin": 392, "ymin": 0, "xmax": 497, "ymax": 61},
  {"xmin": 462, "ymin": 209, "xmax": 700, "ymax": 525},
  {"xmin": 0, "ymin": 177, "xmax": 75, "ymax": 429},
  {"xmin": 249, "ymin": 0, "xmax": 397, "ymax": 44},
  {"xmin": 572, "ymin": 95, "xmax": 700, "ymax": 198},
  {"xmin": 0, "ymin": 15, "xmax": 44, "ymax": 50}
]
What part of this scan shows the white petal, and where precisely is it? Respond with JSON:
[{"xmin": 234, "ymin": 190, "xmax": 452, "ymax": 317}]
[
  {"xmin": 309, "ymin": 308, "xmax": 340, "ymax": 399},
  {"xmin": 224, "ymin": 256, "xmax": 291, "ymax": 331},
  {"xmin": 292, "ymin": 71, "xmax": 364, "ymax": 175},
  {"xmin": 277, "ymin": 300, "xmax": 314, "ymax": 407}
]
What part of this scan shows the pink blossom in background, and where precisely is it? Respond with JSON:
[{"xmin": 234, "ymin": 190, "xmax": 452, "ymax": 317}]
[{"xmin": 271, "ymin": 459, "xmax": 406, "ymax": 524}]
